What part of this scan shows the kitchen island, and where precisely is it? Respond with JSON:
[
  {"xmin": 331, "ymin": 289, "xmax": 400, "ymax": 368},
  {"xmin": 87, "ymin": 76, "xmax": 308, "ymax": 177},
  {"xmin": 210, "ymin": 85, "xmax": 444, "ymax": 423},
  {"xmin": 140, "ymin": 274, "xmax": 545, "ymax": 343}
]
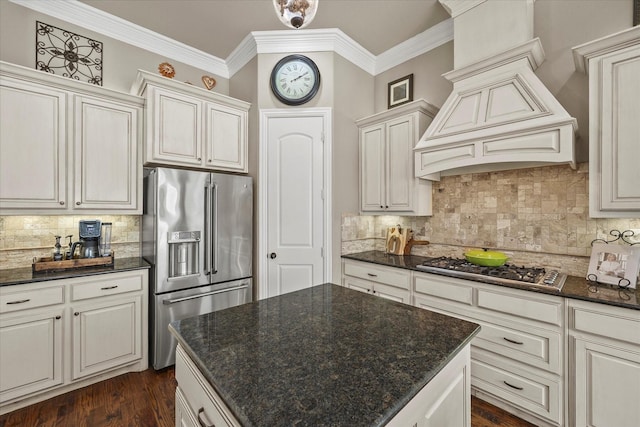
[{"xmin": 169, "ymin": 283, "xmax": 480, "ymax": 426}]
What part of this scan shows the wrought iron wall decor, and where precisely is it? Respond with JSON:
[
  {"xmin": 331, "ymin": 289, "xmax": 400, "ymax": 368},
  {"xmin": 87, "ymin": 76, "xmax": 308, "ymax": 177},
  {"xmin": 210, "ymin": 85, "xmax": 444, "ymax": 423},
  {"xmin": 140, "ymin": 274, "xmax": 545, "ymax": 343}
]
[
  {"xmin": 35, "ymin": 21, "xmax": 103, "ymax": 86},
  {"xmin": 591, "ymin": 229, "xmax": 639, "ymax": 247}
]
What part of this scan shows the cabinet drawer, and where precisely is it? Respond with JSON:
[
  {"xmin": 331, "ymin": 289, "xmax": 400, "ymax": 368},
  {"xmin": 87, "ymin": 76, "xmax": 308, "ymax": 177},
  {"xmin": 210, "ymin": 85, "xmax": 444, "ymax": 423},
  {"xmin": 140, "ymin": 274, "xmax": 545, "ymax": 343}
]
[
  {"xmin": 570, "ymin": 301, "xmax": 640, "ymax": 345},
  {"xmin": 477, "ymin": 288, "xmax": 562, "ymax": 326},
  {"xmin": 71, "ymin": 273, "xmax": 143, "ymax": 301},
  {"xmin": 0, "ymin": 286, "xmax": 64, "ymax": 314},
  {"xmin": 471, "ymin": 355, "xmax": 561, "ymax": 423},
  {"xmin": 343, "ymin": 260, "xmax": 410, "ymax": 289},
  {"xmin": 473, "ymin": 321, "xmax": 562, "ymax": 374},
  {"xmin": 175, "ymin": 345, "xmax": 238, "ymax": 427},
  {"xmin": 413, "ymin": 273, "xmax": 474, "ymax": 305}
]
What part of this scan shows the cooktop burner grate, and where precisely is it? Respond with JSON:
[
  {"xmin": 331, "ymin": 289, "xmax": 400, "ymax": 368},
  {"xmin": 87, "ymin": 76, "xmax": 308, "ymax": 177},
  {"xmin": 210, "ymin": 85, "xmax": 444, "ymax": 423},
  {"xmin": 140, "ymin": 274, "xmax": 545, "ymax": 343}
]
[{"xmin": 416, "ymin": 257, "xmax": 566, "ymax": 290}]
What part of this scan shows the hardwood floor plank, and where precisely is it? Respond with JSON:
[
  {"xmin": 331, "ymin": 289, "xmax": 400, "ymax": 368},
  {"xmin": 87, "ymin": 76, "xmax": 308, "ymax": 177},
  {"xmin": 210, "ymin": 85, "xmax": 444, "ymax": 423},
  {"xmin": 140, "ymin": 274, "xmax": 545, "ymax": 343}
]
[{"xmin": 1, "ymin": 368, "xmax": 535, "ymax": 427}]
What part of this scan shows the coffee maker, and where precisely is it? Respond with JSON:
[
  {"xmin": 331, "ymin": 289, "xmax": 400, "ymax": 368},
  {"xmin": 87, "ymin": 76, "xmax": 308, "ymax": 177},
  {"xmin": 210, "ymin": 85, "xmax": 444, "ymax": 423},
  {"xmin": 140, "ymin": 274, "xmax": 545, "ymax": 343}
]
[{"xmin": 70, "ymin": 220, "xmax": 101, "ymax": 259}]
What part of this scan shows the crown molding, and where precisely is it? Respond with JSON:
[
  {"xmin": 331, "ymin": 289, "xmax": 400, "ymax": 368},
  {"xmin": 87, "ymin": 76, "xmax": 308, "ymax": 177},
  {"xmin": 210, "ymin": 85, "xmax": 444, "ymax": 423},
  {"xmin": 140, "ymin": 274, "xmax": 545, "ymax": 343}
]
[
  {"xmin": 10, "ymin": 0, "xmax": 230, "ymax": 78},
  {"xmin": 438, "ymin": 0, "xmax": 487, "ymax": 18},
  {"xmin": 375, "ymin": 19, "xmax": 453, "ymax": 74},
  {"xmin": 11, "ymin": 0, "xmax": 451, "ymax": 78}
]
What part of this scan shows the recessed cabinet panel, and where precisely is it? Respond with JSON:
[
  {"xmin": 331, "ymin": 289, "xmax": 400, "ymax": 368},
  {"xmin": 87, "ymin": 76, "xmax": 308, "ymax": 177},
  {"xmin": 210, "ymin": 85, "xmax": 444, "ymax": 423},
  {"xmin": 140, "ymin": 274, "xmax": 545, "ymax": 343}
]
[
  {"xmin": 205, "ymin": 105, "xmax": 247, "ymax": 172},
  {"xmin": 386, "ymin": 117, "xmax": 413, "ymax": 211},
  {"xmin": 72, "ymin": 296, "xmax": 142, "ymax": 380},
  {"xmin": 152, "ymin": 88, "xmax": 202, "ymax": 166},
  {"xmin": 0, "ymin": 310, "xmax": 63, "ymax": 403},
  {"xmin": 0, "ymin": 79, "xmax": 67, "ymax": 210},
  {"xmin": 74, "ymin": 96, "xmax": 140, "ymax": 210},
  {"xmin": 360, "ymin": 125, "xmax": 385, "ymax": 211}
]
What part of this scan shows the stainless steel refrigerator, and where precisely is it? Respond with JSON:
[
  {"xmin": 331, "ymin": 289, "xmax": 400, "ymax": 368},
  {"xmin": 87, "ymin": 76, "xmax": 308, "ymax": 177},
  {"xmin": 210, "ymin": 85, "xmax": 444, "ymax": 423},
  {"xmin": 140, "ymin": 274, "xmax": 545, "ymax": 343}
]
[{"xmin": 142, "ymin": 167, "xmax": 253, "ymax": 370}]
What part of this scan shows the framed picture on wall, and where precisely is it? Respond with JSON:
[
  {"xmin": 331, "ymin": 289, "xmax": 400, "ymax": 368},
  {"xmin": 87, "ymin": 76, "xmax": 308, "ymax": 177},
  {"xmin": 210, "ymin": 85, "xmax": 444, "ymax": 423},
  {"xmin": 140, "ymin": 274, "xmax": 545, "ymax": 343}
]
[
  {"xmin": 387, "ymin": 74, "xmax": 413, "ymax": 109},
  {"xmin": 587, "ymin": 243, "xmax": 640, "ymax": 288}
]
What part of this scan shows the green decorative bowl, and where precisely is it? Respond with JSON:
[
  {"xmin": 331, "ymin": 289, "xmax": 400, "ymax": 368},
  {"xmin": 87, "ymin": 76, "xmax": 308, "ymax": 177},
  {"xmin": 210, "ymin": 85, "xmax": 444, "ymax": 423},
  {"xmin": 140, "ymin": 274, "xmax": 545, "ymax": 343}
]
[{"xmin": 464, "ymin": 249, "xmax": 509, "ymax": 267}]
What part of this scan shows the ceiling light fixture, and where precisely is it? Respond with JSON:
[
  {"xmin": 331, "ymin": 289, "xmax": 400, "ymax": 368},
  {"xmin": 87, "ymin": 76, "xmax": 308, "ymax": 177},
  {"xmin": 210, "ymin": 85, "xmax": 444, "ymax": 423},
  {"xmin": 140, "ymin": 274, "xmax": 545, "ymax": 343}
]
[{"xmin": 273, "ymin": 0, "xmax": 319, "ymax": 29}]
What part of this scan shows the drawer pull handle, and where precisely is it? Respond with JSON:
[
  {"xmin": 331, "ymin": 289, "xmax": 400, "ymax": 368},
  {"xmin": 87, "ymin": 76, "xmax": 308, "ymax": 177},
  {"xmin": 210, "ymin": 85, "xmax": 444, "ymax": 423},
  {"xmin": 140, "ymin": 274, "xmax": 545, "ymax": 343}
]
[
  {"xmin": 101, "ymin": 285, "xmax": 118, "ymax": 290},
  {"xmin": 197, "ymin": 408, "xmax": 214, "ymax": 427},
  {"xmin": 55, "ymin": 315, "xmax": 61, "ymax": 320},
  {"xmin": 367, "ymin": 273, "xmax": 378, "ymax": 277},
  {"xmin": 503, "ymin": 381, "xmax": 524, "ymax": 391},
  {"xmin": 6, "ymin": 299, "xmax": 30, "ymax": 305},
  {"xmin": 503, "ymin": 337, "xmax": 524, "ymax": 345}
]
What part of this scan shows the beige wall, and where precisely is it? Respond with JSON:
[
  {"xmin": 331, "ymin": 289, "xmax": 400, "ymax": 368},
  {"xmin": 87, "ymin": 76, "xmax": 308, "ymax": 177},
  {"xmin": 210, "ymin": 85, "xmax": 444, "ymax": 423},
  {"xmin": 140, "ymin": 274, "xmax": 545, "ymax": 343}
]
[
  {"xmin": 0, "ymin": 0, "xmax": 228, "ymax": 94},
  {"xmin": 331, "ymin": 54, "xmax": 374, "ymax": 282}
]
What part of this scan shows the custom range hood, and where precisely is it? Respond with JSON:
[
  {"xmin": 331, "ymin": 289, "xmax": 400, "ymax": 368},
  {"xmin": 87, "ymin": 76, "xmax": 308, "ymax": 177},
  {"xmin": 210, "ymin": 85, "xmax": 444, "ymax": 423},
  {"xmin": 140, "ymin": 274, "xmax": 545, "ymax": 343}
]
[{"xmin": 415, "ymin": 0, "xmax": 578, "ymax": 179}]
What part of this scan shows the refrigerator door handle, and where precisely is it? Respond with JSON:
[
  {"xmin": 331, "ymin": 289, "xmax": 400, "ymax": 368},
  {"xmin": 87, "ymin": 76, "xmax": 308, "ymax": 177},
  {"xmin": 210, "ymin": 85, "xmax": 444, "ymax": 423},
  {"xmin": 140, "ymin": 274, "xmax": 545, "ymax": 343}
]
[
  {"xmin": 162, "ymin": 284, "xmax": 250, "ymax": 305},
  {"xmin": 204, "ymin": 184, "xmax": 212, "ymax": 276},
  {"xmin": 211, "ymin": 182, "xmax": 219, "ymax": 274}
]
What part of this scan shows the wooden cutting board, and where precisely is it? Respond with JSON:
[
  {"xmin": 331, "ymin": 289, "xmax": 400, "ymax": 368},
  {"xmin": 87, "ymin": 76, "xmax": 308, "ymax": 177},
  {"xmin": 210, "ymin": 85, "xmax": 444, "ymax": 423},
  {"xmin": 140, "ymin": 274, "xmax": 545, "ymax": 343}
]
[{"xmin": 385, "ymin": 226, "xmax": 408, "ymax": 255}]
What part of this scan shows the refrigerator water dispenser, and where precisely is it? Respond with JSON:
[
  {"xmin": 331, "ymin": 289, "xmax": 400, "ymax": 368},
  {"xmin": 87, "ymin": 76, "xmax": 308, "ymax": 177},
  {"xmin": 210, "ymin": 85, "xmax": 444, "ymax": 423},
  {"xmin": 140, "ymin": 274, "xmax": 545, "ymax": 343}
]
[{"xmin": 168, "ymin": 231, "xmax": 200, "ymax": 278}]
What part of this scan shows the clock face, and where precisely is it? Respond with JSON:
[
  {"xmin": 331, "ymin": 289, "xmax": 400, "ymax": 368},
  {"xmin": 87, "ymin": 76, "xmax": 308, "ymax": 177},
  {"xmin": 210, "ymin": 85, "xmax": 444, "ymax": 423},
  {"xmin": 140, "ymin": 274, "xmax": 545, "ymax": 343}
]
[{"xmin": 270, "ymin": 55, "xmax": 321, "ymax": 106}]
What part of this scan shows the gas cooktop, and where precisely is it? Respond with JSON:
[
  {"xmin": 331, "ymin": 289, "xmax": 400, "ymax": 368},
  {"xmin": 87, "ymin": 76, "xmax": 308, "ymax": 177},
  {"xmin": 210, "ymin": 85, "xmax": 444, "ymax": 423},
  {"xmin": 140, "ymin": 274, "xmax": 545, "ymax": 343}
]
[{"xmin": 415, "ymin": 256, "xmax": 567, "ymax": 291}]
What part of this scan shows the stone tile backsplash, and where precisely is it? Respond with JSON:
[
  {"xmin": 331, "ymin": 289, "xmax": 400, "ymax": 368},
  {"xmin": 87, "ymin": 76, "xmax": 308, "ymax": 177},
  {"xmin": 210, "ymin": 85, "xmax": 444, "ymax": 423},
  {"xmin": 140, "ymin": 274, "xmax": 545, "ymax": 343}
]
[
  {"xmin": 342, "ymin": 163, "xmax": 640, "ymax": 278},
  {"xmin": 0, "ymin": 215, "xmax": 141, "ymax": 269}
]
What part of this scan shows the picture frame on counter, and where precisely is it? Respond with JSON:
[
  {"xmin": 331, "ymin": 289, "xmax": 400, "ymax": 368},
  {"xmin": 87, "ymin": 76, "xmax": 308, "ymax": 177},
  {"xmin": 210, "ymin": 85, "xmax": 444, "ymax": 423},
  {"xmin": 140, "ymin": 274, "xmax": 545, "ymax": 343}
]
[
  {"xmin": 587, "ymin": 242, "xmax": 640, "ymax": 288},
  {"xmin": 388, "ymin": 74, "xmax": 413, "ymax": 109}
]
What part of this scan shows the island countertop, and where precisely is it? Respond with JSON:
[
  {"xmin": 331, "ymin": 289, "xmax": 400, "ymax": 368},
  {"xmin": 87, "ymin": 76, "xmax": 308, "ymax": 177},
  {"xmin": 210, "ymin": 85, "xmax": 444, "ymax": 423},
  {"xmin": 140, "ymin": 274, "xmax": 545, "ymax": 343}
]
[{"xmin": 169, "ymin": 283, "xmax": 480, "ymax": 426}]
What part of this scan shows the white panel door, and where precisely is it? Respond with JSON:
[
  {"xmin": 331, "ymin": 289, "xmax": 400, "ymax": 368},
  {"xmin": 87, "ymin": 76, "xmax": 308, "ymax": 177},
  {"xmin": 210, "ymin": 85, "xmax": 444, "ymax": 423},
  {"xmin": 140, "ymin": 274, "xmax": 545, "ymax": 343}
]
[{"xmin": 266, "ymin": 115, "xmax": 325, "ymax": 297}]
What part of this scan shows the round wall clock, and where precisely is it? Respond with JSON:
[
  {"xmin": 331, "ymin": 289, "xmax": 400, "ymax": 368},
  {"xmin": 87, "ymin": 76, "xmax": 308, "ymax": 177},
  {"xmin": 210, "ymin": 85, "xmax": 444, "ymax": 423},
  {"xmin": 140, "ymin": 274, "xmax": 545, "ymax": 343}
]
[{"xmin": 270, "ymin": 54, "xmax": 321, "ymax": 106}]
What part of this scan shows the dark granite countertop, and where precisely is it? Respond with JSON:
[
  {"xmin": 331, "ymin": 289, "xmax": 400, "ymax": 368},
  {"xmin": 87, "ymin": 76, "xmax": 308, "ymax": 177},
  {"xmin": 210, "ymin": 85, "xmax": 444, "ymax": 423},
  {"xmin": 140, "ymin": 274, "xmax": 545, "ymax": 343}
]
[
  {"xmin": 0, "ymin": 257, "xmax": 150, "ymax": 286},
  {"xmin": 342, "ymin": 251, "xmax": 640, "ymax": 311},
  {"xmin": 169, "ymin": 283, "xmax": 480, "ymax": 427}
]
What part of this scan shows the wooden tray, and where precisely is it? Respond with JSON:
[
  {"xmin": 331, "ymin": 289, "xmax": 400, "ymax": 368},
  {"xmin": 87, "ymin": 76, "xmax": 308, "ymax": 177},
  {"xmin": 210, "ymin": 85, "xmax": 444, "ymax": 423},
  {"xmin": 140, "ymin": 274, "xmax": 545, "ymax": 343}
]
[{"xmin": 32, "ymin": 252, "xmax": 114, "ymax": 273}]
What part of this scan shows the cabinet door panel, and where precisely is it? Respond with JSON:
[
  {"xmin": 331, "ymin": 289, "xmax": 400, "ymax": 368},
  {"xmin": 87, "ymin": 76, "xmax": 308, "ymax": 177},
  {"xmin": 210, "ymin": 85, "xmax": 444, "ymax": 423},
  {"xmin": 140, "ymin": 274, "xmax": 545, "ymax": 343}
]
[
  {"xmin": 386, "ymin": 116, "xmax": 413, "ymax": 211},
  {"xmin": 0, "ymin": 79, "xmax": 67, "ymax": 210},
  {"xmin": 0, "ymin": 310, "xmax": 63, "ymax": 403},
  {"xmin": 360, "ymin": 124, "xmax": 385, "ymax": 211},
  {"xmin": 74, "ymin": 95, "xmax": 140, "ymax": 210},
  {"xmin": 600, "ymin": 48, "xmax": 640, "ymax": 211},
  {"xmin": 72, "ymin": 296, "xmax": 142, "ymax": 380},
  {"xmin": 149, "ymin": 87, "xmax": 202, "ymax": 166},
  {"xmin": 573, "ymin": 338, "xmax": 640, "ymax": 427},
  {"xmin": 205, "ymin": 105, "xmax": 246, "ymax": 172}
]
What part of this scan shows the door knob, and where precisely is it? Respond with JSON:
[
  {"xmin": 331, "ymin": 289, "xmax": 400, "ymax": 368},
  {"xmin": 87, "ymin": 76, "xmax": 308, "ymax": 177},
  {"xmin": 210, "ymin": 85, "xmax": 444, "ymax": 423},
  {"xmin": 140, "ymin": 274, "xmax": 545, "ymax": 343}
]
[{"xmin": 269, "ymin": 252, "xmax": 277, "ymax": 259}]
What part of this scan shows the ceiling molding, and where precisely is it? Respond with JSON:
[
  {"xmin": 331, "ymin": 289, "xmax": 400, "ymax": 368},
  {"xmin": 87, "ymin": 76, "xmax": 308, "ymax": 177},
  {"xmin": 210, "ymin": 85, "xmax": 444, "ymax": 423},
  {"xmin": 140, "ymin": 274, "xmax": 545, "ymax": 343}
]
[
  {"xmin": 438, "ymin": 0, "xmax": 487, "ymax": 18},
  {"xmin": 11, "ymin": 0, "xmax": 451, "ymax": 78},
  {"xmin": 10, "ymin": 0, "xmax": 230, "ymax": 78},
  {"xmin": 375, "ymin": 19, "xmax": 453, "ymax": 75}
]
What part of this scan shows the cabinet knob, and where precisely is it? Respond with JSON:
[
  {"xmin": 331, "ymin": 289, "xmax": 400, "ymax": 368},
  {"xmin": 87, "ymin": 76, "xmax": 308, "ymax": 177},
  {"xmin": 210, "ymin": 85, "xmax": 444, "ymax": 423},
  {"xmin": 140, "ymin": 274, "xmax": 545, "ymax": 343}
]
[
  {"xmin": 74, "ymin": 312, "xmax": 80, "ymax": 316},
  {"xmin": 76, "ymin": 201, "xmax": 81, "ymax": 206},
  {"xmin": 59, "ymin": 201, "xmax": 65, "ymax": 205},
  {"xmin": 197, "ymin": 157, "xmax": 202, "ymax": 161},
  {"xmin": 385, "ymin": 205, "xmax": 388, "ymax": 208},
  {"xmin": 208, "ymin": 159, "xmax": 212, "ymax": 162},
  {"xmin": 380, "ymin": 205, "xmax": 383, "ymax": 208},
  {"xmin": 55, "ymin": 315, "xmax": 61, "ymax": 320}
]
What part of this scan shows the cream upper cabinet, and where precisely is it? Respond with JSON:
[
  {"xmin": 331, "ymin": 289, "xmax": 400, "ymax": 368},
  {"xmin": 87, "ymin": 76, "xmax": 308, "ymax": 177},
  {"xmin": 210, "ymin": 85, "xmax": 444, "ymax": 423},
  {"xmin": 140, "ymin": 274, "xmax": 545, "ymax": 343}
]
[
  {"xmin": 573, "ymin": 26, "xmax": 640, "ymax": 217},
  {"xmin": 73, "ymin": 95, "xmax": 141, "ymax": 211},
  {"xmin": 132, "ymin": 70, "xmax": 250, "ymax": 173},
  {"xmin": 356, "ymin": 100, "xmax": 438, "ymax": 215},
  {"xmin": 0, "ymin": 75, "xmax": 67, "ymax": 210},
  {"xmin": 0, "ymin": 61, "xmax": 143, "ymax": 214}
]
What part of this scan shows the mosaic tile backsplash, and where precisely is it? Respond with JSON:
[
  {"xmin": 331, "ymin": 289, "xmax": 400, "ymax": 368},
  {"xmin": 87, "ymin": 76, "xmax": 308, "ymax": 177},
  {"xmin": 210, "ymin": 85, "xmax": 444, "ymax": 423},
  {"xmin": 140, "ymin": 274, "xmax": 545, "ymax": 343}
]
[
  {"xmin": 0, "ymin": 215, "xmax": 140, "ymax": 269},
  {"xmin": 342, "ymin": 163, "xmax": 640, "ymax": 278}
]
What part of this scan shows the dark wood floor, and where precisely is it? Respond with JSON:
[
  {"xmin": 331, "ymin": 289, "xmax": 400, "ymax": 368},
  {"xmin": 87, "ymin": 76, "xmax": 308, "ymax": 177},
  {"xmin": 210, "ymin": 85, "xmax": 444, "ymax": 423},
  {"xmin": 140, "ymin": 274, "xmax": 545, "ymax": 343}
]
[{"xmin": 0, "ymin": 368, "xmax": 536, "ymax": 427}]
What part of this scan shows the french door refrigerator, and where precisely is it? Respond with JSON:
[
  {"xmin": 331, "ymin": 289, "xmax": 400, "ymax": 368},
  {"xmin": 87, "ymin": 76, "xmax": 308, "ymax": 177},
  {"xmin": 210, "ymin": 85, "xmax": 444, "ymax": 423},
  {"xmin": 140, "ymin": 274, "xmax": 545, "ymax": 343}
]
[{"xmin": 142, "ymin": 167, "xmax": 253, "ymax": 370}]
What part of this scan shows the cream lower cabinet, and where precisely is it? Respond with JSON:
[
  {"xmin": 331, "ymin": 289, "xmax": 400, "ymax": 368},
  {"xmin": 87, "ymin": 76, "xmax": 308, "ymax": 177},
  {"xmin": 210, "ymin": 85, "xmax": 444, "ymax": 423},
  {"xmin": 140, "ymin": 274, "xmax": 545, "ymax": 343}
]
[
  {"xmin": 342, "ymin": 259, "xmax": 411, "ymax": 304},
  {"xmin": 0, "ymin": 285, "xmax": 65, "ymax": 403},
  {"xmin": 356, "ymin": 100, "xmax": 438, "ymax": 215},
  {"xmin": 413, "ymin": 271, "xmax": 563, "ymax": 427},
  {"xmin": 0, "ymin": 269, "xmax": 148, "ymax": 415},
  {"xmin": 573, "ymin": 26, "xmax": 640, "ymax": 217},
  {"xmin": 132, "ymin": 70, "xmax": 249, "ymax": 173},
  {"xmin": 568, "ymin": 299, "xmax": 640, "ymax": 427},
  {"xmin": 0, "ymin": 61, "xmax": 143, "ymax": 214}
]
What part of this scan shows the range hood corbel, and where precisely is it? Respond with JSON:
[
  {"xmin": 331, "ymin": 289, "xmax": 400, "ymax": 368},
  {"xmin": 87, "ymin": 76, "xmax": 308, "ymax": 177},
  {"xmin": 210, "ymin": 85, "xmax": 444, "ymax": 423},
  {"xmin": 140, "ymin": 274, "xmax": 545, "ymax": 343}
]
[{"xmin": 414, "ymin": 0, "xmax": 578, "ymax": 180}]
